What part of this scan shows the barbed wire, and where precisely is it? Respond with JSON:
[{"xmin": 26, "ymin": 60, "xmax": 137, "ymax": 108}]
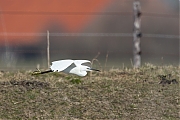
[
  {"xmin": 0, "ymin": 32, "xmax": 179, "ymax": 39},
  {"xmin": 0, "ymin": 11, "xmax": 178, "ymax": 18},
  {"xmin": 142, "ymin": 34, "xmax": 179, "ymax": 39}
]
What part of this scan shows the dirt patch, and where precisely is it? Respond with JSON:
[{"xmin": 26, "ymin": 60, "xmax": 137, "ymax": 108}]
[{"xmin": 0, "ymin": 80, "xmax": 50, "ymax": 90}]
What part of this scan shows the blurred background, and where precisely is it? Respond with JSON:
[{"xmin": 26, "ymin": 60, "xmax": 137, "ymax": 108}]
[{"xmin": 0, "ymin": 0, "xmax": 179, "ymax": 70}]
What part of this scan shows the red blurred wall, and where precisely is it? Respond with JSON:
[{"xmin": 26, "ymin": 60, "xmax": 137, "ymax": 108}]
[{"xmin": 0, "ymin": 0, "xmax": 111, "ymax": 45}]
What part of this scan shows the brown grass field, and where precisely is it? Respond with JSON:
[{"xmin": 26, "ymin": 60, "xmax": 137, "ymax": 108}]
[{"xmin": 0, "ymin": 63, "xmax": 179, "ymax": 119}]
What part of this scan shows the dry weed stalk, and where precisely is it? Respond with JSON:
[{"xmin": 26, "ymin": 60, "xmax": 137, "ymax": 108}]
[
  {"xmin": 104, "ymin": 51, "xmax": 109, "ymax": 70},
  {"xmin": 91, "ymin": 52, "xmax": 102, "ymax": 76}
]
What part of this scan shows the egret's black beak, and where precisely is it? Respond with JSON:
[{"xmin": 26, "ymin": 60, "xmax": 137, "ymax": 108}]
[{"xmin": 90, "ymin": 68, "xmax": 100, "ymax": 72}]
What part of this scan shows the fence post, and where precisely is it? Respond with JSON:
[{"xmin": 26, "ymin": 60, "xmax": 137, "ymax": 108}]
[
  {"xmin": 133, "ymin": 0, "xmax": 142, "ymax": 68},
  {"xmin": 47, "ymin": 30, "xmax": 50, "ymax": 68}
]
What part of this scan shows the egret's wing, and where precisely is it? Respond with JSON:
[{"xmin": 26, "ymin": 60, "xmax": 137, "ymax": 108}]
[
  {"xmin": 50, "ymin": 60, "xmax": 74, "ymax": 72},
  {"xmin": 74, "ymin": 60, "xmax": 91, "ymax": 66}
]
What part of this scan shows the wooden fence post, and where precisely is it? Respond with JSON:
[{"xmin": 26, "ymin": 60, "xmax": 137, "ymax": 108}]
[
  {"xmin": 47, "ymin": 30, "xmax": 50, "ymax": 68},
  {"xmin": 133, "ymin": 0, "xmax": 142, "ymax": 68}
]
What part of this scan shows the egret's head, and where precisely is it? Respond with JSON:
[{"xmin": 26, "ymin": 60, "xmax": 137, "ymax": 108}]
[{"xmin": 82, "ymin": 66, "xmax": 100, "ymax": 72}]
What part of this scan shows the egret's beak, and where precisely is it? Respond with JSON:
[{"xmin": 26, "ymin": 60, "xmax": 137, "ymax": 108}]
[{"xmin": 90, "ymin": 68, "xmax": 100, "ymax": 72}]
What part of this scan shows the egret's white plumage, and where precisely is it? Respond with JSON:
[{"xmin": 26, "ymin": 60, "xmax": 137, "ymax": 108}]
[{"xmin": 50, "ymin": 59, "xmax": 99, "ymax": 76}]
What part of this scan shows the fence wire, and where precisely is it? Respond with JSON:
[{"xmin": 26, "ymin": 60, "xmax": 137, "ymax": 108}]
[
  {"xmin": 0, "ymin": 32, "xmax": 179, "ymax": 39},
  {"xmin": 0, "ymin": 11, "xmax": 179, "ymax": 18}
]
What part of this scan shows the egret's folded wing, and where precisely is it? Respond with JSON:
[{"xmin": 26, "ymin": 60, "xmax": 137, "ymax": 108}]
[
  {"xmin": 50, "ymin": 60, "xmax": 74, "ymax": 72},
  {"xmin": 74, "ymin": 60, "xmax": 91, "ymax": 66}
]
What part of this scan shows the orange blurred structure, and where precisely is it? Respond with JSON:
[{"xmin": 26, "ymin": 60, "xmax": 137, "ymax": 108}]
[{"xmin": 0, "ymin": 0, "xmax": 111, "ymax": 45}]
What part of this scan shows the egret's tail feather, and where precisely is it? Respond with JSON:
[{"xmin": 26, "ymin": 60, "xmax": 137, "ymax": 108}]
[{"xmin": 32, "ymin": 69, "xmax": 53, "ymax": 75}]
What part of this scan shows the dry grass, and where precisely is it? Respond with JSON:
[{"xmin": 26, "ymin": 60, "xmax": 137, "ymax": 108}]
[{"xmin": 0, "ymin": 63, "xmax": 179, "ymax": 119}]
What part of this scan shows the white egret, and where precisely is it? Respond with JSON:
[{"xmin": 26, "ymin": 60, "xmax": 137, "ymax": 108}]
[{"xmin": 33, "ymin": 59, "xmax": 100, "ymax": 76}]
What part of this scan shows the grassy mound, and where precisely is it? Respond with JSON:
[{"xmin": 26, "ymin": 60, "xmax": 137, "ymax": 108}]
[{"xmin": 0, "ymin": 64, "xmax": 179, "ymax": 119}]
